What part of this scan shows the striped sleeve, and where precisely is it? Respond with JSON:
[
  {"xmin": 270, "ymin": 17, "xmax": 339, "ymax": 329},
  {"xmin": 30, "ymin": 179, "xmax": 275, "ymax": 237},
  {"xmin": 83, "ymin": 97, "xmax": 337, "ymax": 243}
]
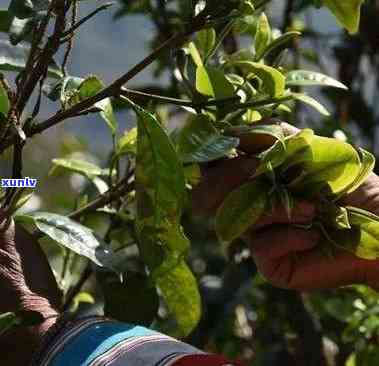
[{"xmin": 33, "ymin": 317, "xmax": 243, "ymax": 366}]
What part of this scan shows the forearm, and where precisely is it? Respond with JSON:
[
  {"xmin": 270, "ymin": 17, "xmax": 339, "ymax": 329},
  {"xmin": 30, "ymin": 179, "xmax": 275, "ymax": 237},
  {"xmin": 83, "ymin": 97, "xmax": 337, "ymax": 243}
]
[{"xmin": 30, "ymin": 315, "xmax": 242, "ymax": 366}]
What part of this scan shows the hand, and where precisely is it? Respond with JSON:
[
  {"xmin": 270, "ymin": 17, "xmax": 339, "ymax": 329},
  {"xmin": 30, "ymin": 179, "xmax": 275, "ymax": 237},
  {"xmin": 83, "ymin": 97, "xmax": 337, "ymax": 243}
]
[
  {"xmin": 0, "ymin": 209, "xmax": 62, "ymax": 364},
  {"xmin": 244, "ymin": 198, "xmax": 377, "ymax": 291},
  {"xmin": 192, "ymin": 156, "xmax": 379, "ymax": 292}
]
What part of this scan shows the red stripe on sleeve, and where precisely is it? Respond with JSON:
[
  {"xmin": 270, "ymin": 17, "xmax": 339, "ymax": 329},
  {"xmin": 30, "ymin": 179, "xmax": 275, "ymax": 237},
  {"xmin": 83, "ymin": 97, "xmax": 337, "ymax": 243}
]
[{"xmin": 172, "ymin": 354, "xmax": 244, "ymax": 366}]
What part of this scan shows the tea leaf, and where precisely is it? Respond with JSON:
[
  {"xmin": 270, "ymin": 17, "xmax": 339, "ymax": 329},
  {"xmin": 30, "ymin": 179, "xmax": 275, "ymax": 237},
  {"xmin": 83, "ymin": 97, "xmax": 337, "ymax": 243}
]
[
  {"xmin": 177, "ymin": 114, "xmax": 239, "ymax": 163},
  {"xmin": 196, "ymin": 65, "xmax": 235, "ymax": 98},
  {"xmin": 322, "ymin": 0, "xmax": 364, "ymax": 34},
  {"xmin": 254, "ymin": 13, "xmax": 271, "ymax": 61},
  {"xmin": 286, "ymin": 70, "xmax": 348, "ymax": 89},
  {"xmin": 216, "ymin": 179, "xmax": 267, "ymax": 244}
]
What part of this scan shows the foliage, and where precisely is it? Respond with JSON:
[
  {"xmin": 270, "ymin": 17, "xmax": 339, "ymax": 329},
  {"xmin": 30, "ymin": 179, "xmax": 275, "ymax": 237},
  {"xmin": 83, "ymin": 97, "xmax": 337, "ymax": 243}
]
[{"xmin": 1, "ymin": 0, "xmax": 379, "ymax": 364}]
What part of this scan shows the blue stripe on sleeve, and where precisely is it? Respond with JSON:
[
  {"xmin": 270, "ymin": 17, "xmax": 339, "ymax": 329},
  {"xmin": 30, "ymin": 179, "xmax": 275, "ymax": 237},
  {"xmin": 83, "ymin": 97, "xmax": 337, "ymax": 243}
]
[{"xmin": 49, "ymin": 321, "xmax": 159, "ymax": 366}]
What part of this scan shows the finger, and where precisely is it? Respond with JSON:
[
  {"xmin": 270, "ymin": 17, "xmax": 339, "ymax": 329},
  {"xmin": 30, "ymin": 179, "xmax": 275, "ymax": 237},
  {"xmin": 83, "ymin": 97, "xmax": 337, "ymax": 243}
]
[
  {"xmin": 340, "ymin": 173, "xmax": 379, "ymax": 215},
  {"xmin": 251, "ymin": 230, "xmax": 368, "ymax": 291},
  {"xmin": 192, "ymin": 156, "xmax": 259, "ymax": 216},
  {"xmin": 247, "ymin": 226, "xmax": 318, "ymax": 289},
  {"xmin": 252, "ymin": 200, "xmax": 316, "ymax": 231},
  {"xmin": 278, "ymin": 249, "xmax": 367, "ymax": 291},
  {"xmin": 248, "ymin": 226, "xmax": 319, "ymax": 260}
]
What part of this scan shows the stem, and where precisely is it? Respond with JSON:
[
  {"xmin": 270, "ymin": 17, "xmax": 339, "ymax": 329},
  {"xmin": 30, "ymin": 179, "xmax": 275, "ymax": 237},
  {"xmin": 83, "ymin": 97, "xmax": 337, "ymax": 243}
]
[
  {"xmin": 120, "ymin": 89, "xmax": 239, "ymax": 108},
  {"xmin": 234, "ymin": 95, "xmax": 294, "ymax": 110},
  {"xmin": 61, "ymin": 2, "xmax": 114, "ymax": 38},
  {"xmin": 62, "ymin": 263, "xmax": 92, "ymax": 311},
  {"xmin": 16, "ymin": 0, "xmax": 66, "ymax": 114},
  {"xmin": 68, "ymin": 180, "xmax": 133, "ymax": 220},
  {"xmin": 205, "ymin": 19, "xmax": 237, "ymax": 64}
]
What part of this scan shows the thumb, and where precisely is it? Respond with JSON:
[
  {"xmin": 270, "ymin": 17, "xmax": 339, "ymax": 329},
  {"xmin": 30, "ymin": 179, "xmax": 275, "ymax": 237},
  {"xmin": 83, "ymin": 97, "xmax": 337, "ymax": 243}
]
[{"xmin": 192, "ymin": 156, "xmax": 259, "ymax": 216}]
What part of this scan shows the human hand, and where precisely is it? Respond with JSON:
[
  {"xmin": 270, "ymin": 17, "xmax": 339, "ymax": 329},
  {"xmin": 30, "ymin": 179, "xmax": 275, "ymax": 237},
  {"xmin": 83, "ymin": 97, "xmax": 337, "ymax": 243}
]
[
  {"xmin": 0, "ymin": 209, "xmax": 62, "ymax": 364},
  {"xmin": 191, "ymin": 152, "xmax": 379, "ymax": 292}
]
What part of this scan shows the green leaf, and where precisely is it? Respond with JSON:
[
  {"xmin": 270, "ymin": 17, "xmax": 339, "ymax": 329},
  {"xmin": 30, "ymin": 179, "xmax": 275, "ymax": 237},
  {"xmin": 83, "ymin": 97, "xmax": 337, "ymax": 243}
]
[
  {"xmin": 0, "ymin": 310, "xmax": 43, "ymax": 336},
  {"xmin": 16, "ymin": 212, "xmax": 118, "ymax": 270},
  {"xmin": 0, "ymin": 39, "xmax": 62, "ymax": 78},
  {"xmin": 254, "ymin": 12, "xmax": 271, "ymax": 61},
  {"xmin": 62, "ymin": 76, "xmax": 117, "ymax": 134},
  {"xmin": 286, "ymin": 133, "xmax": 361, "ymax": 196},
  {"xmin": 177, "ymin": 114, "xmax": 239, "ymax": 163},
  {"xmin": 133, "ymin": 102, "xmax": 200, "ymax": 337},
  {"xmin": 184, "ymin": 164, "xmax": 202, "ymax": 186},
  {"xmin": 286, "ymin": 70, "xmax": 348, "ymax": 89},
  {"xmin": 291, "ymin": 93, "xmax": 330, "ymax": 116},
  {"xmin": 333, "ymin": 207, "xmax": 379, "ymax": 260},
  {"xmin": 322, "ymin": 0, "xmax": 363, "ymax": 34},
  {"xmin": 256, "ymin": 129, "xmax": 313, "ymax": 175},
  {"xmin": 216, "ymin": 179, "xmax": 268, "ymax": 244},
  {"xmin": 7, "ymin": 190, "xmax": 33, "ymax": 215},
  {"xmin": 320, "ymin": 202, "xmax": 351, "ymax": 229},
  {"xmin": 0, "ymin": 312, "xmax": 19, "ymax": 335},
  {"xmin": 156, "ymin": 261, "xmax": 201, "ymax": 337},
  {"xmin": 195, "ymin": 28, "xmax": 216, "ymax": 61},
  {"xmin": 45, "ymin": 76, "xmax": 83, "ymax": 103},
  {"xmin": 343, "ymin": 148, "xmax": 376, "ymax": 195},
  {"xmin": 70, "ymin": 292, "xmax": 95, "ymax": 312},
  {"xmin": 196, "ymin": 65, "xmax": 235, "ymax": 98},
  {"xmin": 117, "ymin": 127, "xmax": 137, "ymax": 156},
  {"xmin": 0, "ymin": 83, "xmax": 10, "ymax": 116},
  {"xmin": 51, "ymin": 158, "xmax": 107, "ymax": 179},
  {"xmin": 79, "ymin": 76, "xmax": 117, "ymax": 135},
  {"xmin": 102, "ymin": 271, "xmax": 159, "ymax": 327},
  {"xmin": 261, "ymin": 31, "xmax": 301, "ymax": 61},
  {"xmin": 235, "ymin": 61, "xmax": 285, "ymax": 97},
  {"xmin": 188, "ymin": 41, "xmax": 203, "ymax": 67}
]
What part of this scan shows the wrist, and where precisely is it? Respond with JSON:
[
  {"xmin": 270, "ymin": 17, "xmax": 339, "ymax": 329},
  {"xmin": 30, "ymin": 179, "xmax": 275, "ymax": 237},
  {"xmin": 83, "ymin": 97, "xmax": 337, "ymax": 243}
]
[{"xmin": 0, "ymin": 310, "xmax": 59, "ymax": 366}]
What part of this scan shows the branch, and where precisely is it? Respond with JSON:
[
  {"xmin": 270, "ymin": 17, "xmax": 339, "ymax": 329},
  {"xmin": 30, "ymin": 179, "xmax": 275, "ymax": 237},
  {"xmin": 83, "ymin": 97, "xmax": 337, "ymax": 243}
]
[
  {"xmin": 16, "ymin": 0, "xmax": 67, "ymax": 114},
  {"xmin": 119, "ymin": 89, "xmax": 240, "ymax": 108},
  {"xmin": 30, "ymin": 17, "xmax": 207, "ymax": 133},
  {"xmin": 62, "ymin": 263, "xmax": 92, "ymax": 311},
  {"xmin": 0, "ymin": 15, "xmax": 208, "ymax": 155},
  {"xmin": 234, "ymin": 95, "xmax": 294, "ymax": 110},
  {"xmin": 61, "ymin": 2, "xmax": 115, "ymax": 39},
  {"xmin": 69, "ymin": 176, "xmax": 134, "ymax": 220}
]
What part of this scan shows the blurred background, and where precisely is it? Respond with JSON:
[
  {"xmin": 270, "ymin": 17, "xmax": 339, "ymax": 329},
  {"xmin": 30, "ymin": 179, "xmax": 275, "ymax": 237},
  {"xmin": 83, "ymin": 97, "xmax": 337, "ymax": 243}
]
[{"xmin": 2, "ymin": 0, "xmax": 379, "ymax": 365}]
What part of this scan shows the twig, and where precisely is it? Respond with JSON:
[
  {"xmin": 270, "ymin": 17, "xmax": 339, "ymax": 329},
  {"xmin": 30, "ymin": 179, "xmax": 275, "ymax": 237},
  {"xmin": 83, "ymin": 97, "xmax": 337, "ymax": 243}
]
[
  {"xmin": 68, "ymin": 175, "xmax": 134, "ymax": 220},
  {"xmin": 119, "ymin": 89, "xmax": 240, "ymax": 108},
  {"xmin": 5, "ymin": 137, "xmax": 25, "ymax": 206},
  {"xmin": 205, "ymin": 18, "xmax": 237, "ymax": 64},
  {"xmin": 62, "ymin": 263, "xmax": 92, "ymax": 311},
  {"xmin": 234, "ymin": 95, "xmax": 294, "ymax": 110},
  {"xmin": 282, "ymin": 0, "xmax": 295, "ymax": 31},
  {"xmin": 16, "ymin": 0, "xmax": 67, "ymax": 115},
  {"xmin": 61, "ymin": 0, "xmax": 78, "ymax": 74},
  {"xmin": 17, "ymin": 6, "xmax": 53, "ymax": 95},
  {"xmin": 61, "ymin": 2, "xmax": 114, "ymax": 38}
]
